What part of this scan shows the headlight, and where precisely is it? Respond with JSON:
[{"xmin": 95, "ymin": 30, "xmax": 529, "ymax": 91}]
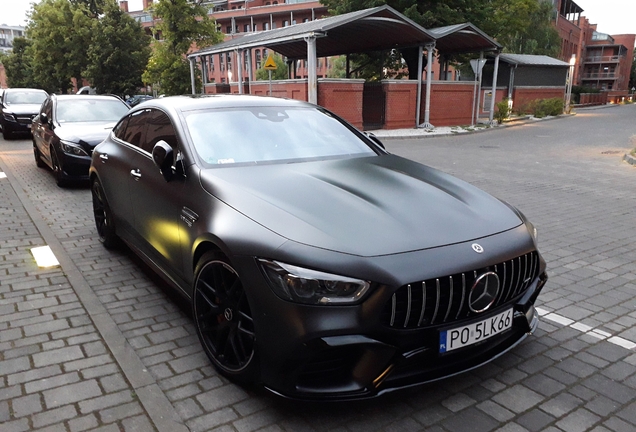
[
  {"xmin": 259, "ymin": 259, "xmax": 370, "ymax": 305},
  {"xmin": 2, "ymin": 112, "xmax": 16, "ymax": 122},
  {"xmin": 60, "ymin": 140, "xmax": 89, "ymax": 156},
  {"xmin": 527, "ymin": 221, "xmax": 538, "ymax": 244}
]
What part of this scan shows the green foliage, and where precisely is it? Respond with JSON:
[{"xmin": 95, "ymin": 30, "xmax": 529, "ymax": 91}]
[
  {"xmin": 571, "ymin": 85, "xmax": 599, "ymax": 104},
  {"xmin": 517, "ymin": 97, "xmax": 563, "ymax": 118},
  {"xmin": 3, "ymin": 38, "xmax": 39, "ymax": 88},
  {"xmin": 629, "ymin": 48, "xmax": 636, "ymax": 91},
  {"xmin": 143, "ymin": 43, "xmax": 196, "ymax": 95},
  {"xmin": 255, "ymin": 53, "xmax": 288, "ymax": 80},
  {"xmin": 494, "ymin": 98, "xmax": 511, "ymax": 124},
  {"xmin": 144, "ymin": 0, "xmax": 223, "ymax": 95},
  {"xmin": 26, "ymin": 0, "xmax": 94, "ymax": 93},
  {"xmin": 85, "ymin": 1, "xmax": 151, "ymax": 96},
  {"xmin": 327, "ymin": 55, "xmax": 346, "ymax": 78}
]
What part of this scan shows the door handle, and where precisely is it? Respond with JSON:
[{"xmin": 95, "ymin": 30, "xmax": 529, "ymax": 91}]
[{"xmin": 130, "ymin": 169, "xmax": 142, "ymax": 180}]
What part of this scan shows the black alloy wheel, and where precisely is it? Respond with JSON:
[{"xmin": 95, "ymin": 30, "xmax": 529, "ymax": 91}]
[
  {"xmin": 193, "ymin": 253, "xmax": 257, "ymax": 383},
  {"xmin": 91, "ymin": 179, "xmax": 119, "ymax": 249},
  {"xmin": 50, "ymin": 147, "xmax": 66, "ymax": 187},
  {"xmin": 33, "ymin": 143, "xmax": 45, "ymax": 168}
]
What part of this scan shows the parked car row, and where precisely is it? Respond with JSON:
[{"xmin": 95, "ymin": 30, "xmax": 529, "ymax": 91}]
[
  {"xmin": 1, "ymin": 88, "xmax": 49, "ymax": 140},
  {"xmin": 3, "ymin": 89, "xmax": 548, "ymax": 400}
]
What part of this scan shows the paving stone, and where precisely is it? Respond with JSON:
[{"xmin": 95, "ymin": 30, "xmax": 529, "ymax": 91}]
[
  {"xmin": 555, "ymin": 408, "xmax": 601, "ymax": 432},
  {"xmin": 43, "ymin": 380, "xmax": 102, "ymax": 409},
  {"xmin": 491, "ymin": 385, "xmax": 544, "ymax": 414}
]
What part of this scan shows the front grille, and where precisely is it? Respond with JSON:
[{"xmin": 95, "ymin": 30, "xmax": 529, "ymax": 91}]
[
  {"xmin": 16, "ymin": 115, "xmax": 35, "ymax": 125},
  {"xmin": 381, "ymin": 251, "xmax": 540, "ymax": 329}
]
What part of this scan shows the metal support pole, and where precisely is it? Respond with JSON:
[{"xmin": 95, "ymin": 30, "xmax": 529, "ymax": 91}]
[
  {"xmin": 236, "ymin": 49, "xmax": 243, "ymax": 94},
  {"xmin": 488, "ymin": 52, "xmax": 501, "ymax": 125},
  {"xmin": 418, "ymin": 43, "xmax": 435, "ymax": 129},
  {"xmin": 475, "ymin": 51, "xmax": 484, "ymax": 124},
  {"xmin": 415, "ymin": 45, "xmax": 423, "ymax": 128},
  {"xmin": 247, "ymin": 48, "xmax": 253, "ymax": 94},
  {"xmin": 189, "ymin": 58, "xmax": 196, "ymax": 95},
  {"xmin": 201, "ymin": 56, "xmax": 207, "ymax": 94},
  {"xmin": 306, "ymin": 34, "xmax": 318, "ymax": 104}
]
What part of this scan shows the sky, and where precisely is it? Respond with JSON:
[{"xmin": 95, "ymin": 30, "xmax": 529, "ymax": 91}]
[{"xmin": 1, "ymin": 0, "xmax": 635, "ymax": 37}]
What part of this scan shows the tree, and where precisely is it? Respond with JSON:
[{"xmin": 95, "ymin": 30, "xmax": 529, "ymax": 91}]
[
  {"xmin": 630, "ymin": 48, "xmax": 636, "ymax": 92},
  {"xmin": 143, "ymin": 0, "xmax": 223, "ymax": 95},
  {"xmin": 27, "ymin": 0, "xmax": 93, "ymax": 93},
  {"xmin": 255, "ymin": 53, "xmax": 288, "ymax": 80},
  {"xmin": 84, "ymin": 1, "xmax": 151, "ymax": 96},
  {"xmin": 3, "ymin": 37, "xmax": 39, "ymax": 88}
]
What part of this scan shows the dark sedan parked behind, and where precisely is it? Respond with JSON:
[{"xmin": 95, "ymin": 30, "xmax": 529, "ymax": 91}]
[
  {"xmin": 32, "ymin": 94, "xmax": 130, "ymax": 186},
  {"xmin": 1, "ymin": 88, "xmax": 48, "ymax": 139},
  {"xmin": 89, "ymin": 95, "xmax": 547, "ymax": 400}
]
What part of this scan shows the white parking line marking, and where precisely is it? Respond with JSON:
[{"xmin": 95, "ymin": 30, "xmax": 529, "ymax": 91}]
[
  {"xmin": 0, "ymin": 172, "xmax": 7, "ymax": 179},
  {"xmin": 536, "ymin": 307, "xmax": 636, "ymax": 351}
]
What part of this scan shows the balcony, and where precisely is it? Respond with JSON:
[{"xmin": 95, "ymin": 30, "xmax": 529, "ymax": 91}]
[
  {"xmin": 584, "ymin": 55, "xmax": 622, "ymax": 63},
  {"xmin": 581, "ymin": 72, "xmax": 618, "ymax": 80}
]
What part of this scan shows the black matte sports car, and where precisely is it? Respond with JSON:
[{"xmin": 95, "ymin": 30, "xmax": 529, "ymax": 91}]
[{"xmin": 89, "ymin": 95, "xmax": 547, "ymax": 400}]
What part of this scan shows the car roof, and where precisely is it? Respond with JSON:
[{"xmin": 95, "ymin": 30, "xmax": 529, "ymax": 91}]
[
  {"xmin": 52, "ymin": 94, "xmax": 123, "ymax": 101},
  {"xmin": 136, "ymin": 94, "xmax": 313, "ymax": 114}
]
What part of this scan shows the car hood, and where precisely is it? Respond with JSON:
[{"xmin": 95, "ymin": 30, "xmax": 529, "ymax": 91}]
[
  {"xmin": 55, "ymin": 122, "xmax": 116, "ymax": 147},
  {"xmin": 3, "ymin": 103, "xmax": 42, "ymax": 115},
  {"xmin": 199, "ymin": 155, "xmax": 523, "ymax": 256}
]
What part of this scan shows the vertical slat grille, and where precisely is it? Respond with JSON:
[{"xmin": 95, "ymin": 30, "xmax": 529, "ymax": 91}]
[{"xmin": 382, "ymin": 251, "xmax": 540, "ymax": 329}]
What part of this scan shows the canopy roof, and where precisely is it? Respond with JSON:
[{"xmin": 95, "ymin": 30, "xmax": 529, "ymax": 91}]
[
  {"xmin": 496, "ymin": 53, "xmax": 570, "ymax": 67},
  {"xmin": 189, "ymin": 5, "xmax": 500, "ymax": 60}
]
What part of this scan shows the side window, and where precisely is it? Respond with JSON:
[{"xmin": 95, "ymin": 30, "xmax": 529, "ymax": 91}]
[
  {"xmin": 112, "ymin": 116, "xmax": 129, "ymax": 140},
  {"xmin": 41, "ymin": 98, "xmax": 52, "ymax": 118},
  {"xmin": 122, "ymin": 109, "xmax": 150, "ymax": 148},
  {"xmin": 142, "ymin": 109, "xmax": 178, "ymax": 154}
]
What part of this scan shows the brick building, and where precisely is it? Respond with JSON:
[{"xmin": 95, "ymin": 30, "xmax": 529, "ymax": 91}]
[
  {"xmin": 119, "ymin": 0, "xmax": 329, "ymax": 84},
  {"xmin": 552, "ymin": 0, "xmax": 635, "ymax": 102}
]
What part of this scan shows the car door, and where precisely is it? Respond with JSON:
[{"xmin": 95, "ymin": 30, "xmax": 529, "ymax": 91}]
[
  {"xmin": 34, "ymin": 97, "xmax": 54, "ymax": 165},
  {"xmin": 127, "ymin": 109, "xmax": 186, "ymax": 280},
  {"xmin": 95, "ymin": 109, "xmax": 149, "ymax": 237}
]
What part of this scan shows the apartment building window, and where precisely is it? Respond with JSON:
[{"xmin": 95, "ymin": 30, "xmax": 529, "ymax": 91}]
[
  {"xmin": 227, "ymin": 52, "xmax": 232, "ymax": 71},
  {"xmin": 283, "ymin": 20, "xmax": 289, "ymax": 27},
  {"xmin": 226, "ymin": 26, "xmax": 232, "ymax": 34},
  {"xmin": 255, "ymin": 50, "xmax": 261, "ymax": 69},
  {"xmin": 244, "ymin": 24, "xmax": 251, "ymax": 32},
  {"xmin": 220, "ymin": 53, "xmax": 225, "ymax": 72},
  {"xmin": 264, "ymin": 22, "xmax": 270, "ymax": 30},
  {"xmin": 209, "ymin": 56, "xmax": 214, "ymax": 72}
]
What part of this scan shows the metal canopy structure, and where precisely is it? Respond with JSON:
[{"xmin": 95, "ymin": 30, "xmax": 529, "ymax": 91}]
[{"xmin": 188, "ymin": 5, "xmax": 503, "ymax": 128}]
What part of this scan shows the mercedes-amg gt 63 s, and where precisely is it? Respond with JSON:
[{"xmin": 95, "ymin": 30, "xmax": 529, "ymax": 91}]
[{"xmin": 89, "ymin": 95, "xmax": 547, "ymax": 400}]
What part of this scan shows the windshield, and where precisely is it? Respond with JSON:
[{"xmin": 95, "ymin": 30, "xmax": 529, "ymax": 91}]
[
  {"xmin": 5, "ymin": 90, "xmax": 47, "ymax": 105},
  {"xmin": 184, "ymin": 106, "xmax": 375, "ymax": 165},
  {"xmin": 56, "ymin": 98, "xmax": 129, "ymax": 123}
]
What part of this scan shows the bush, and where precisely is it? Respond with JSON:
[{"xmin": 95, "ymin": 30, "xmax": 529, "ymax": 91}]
[
  {"xmin": 515, "ymin": 98, "xmax": 563, "ymax": 118},
  {"xmin": 494, "ymin": 98, "xmax": 511, "ymax": 124}
]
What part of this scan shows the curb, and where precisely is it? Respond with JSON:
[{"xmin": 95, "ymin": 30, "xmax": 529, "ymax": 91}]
[{"xmin": 624, "ymin": 153, "xmax": 636, "ymax": 166}]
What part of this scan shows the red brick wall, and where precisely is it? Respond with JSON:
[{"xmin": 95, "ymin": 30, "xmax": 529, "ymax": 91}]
[
  {"xmin": 250, "ymin": 80, "xmax": 308, "ymax": 101},
  {"xmin": 318, "ymin": 79, "xmax": 365, "ymax": 129},
  {"xmin": 428, "ymin": 82, "xmax": 475, "ymax": 126},
  {"xmin": 579, "ymin": 92, "xmax": 608, "ymax": 105},
  {"xmin": 383, "ymin": 81, "xmax": 418, "ymax": 129}
]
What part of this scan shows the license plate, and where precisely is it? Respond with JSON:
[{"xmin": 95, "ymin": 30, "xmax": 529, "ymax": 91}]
[{"xmin": 439, "ymin": 308, "xmax": 513, "ymax": 353}]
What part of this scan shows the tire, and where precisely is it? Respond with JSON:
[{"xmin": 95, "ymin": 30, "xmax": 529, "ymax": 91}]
[
  {"xmin": 33, "ymin": 143, "xmax": 45, "ymax": 168},
  {"xmin": 193, "ymin": 252, "xmax": 258, "ymax": 384},
  {"xmin": 50, "ymin": 148, "xmax": 67, "ymax": 187},
  {"xmin": 2, "ymin": 125, "xmax": 11, "ymax": 140},
  {"xmin": 91, "ymin": 179, "xmax": 119, "ymax": 249}
]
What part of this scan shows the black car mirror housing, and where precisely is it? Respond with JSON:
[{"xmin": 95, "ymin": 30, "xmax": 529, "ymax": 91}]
[{"xmin": 152, "ymin": 140, "xmax": 174, "ymax": 181}]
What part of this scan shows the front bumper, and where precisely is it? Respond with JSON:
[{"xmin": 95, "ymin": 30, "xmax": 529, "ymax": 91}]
[
  {"xmin": 58, "ymin": 151, "xmax": 92, "ymax": 181},
  {"xmin": 235, "ymin": 225, "xmax": 548, "ymax": 400}
]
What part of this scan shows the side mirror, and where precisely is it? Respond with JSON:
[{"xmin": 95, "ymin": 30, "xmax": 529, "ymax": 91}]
[
  {"xmin": 363, "ymin": 131, "xmax": 386, "ymax": 150},
  {"xmin": 40, "ymin": 112, "xmax": 49, "ymax": 125},
  {"xmin": 152, "ymin": 140, "xmax": 174, "ymax": 181}
]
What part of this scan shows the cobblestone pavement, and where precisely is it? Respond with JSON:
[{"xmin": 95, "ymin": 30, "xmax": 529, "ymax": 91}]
[{"xmin": 1, "ymin": 104, "xmax": 635, "ymax": 432}]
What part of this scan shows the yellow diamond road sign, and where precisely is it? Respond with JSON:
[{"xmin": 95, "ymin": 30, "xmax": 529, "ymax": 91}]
[{"xmin": 263, "ymin": 53, "xmax": 277, "ymax": 70}]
